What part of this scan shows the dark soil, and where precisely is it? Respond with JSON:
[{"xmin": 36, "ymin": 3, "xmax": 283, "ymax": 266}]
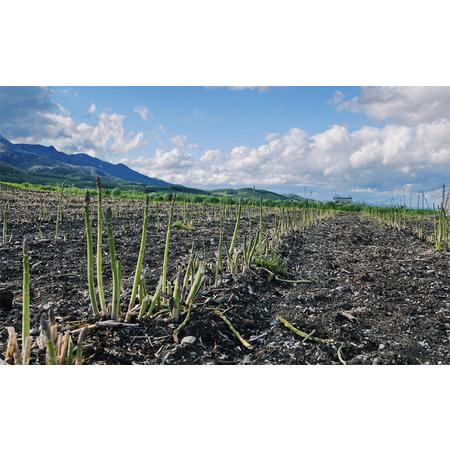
[{"xmin": 1, "ymin": 189, "xmax": 449, "ymax": 364}]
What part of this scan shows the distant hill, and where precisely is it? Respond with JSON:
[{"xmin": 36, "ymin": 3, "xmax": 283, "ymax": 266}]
[
  {"xmin": 211, "ymin": 187, "xmax": 309, "ymax": 202},
  {"xmin": 0, "ymin": 134, "xmax": 179, "ymax": 190}
]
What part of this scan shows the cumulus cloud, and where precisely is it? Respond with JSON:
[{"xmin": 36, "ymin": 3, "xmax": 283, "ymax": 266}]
[
  {"xmin": 134, "ymin": 106, "xmax": 151, "ymax": 120},
  {"xmin": 170, "ymin": 134, "xmax": 187, "ymax": 147},
  {"xmin": 200, "ymin": 149, "xmax": 221, "ymax": 162},
  {"xmin": 0, "ymin": 87, "xmax": 146, "ymax": 159},
  {"xmin": 125, "ymin": 120, "xmax": 450, "ymax": 195},
  {"xmin": 41, "ymin": 112, "xmax": 145, "ymax": 158},
  {"xmin": 88, "ymin": 103, "xmax": 96, "ymax": 114},
  {"xmin": 336, "ymin": 87, "xmax": 450, "ymax": 125}
]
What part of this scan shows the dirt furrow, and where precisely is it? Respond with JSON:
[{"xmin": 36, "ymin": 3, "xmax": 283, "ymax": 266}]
[{"xmin": 254, "ymin": 213, "xmax": 450, "ymax": 364}]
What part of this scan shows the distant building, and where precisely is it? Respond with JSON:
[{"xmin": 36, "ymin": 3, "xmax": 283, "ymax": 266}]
[{"xmin": 333, "ymin": 195, "xmax": 353, "ymax": 205}]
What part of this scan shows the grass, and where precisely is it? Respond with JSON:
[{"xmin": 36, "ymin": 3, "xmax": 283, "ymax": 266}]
[
  {"xmin": 253, "ymin": 254, "xmax": 287, "ymax": 276},
  {"xmin": 0, "ymin": 180, "xmax": 324, "ymax": 208},
  {"xmin": 173, "ymin": 220, "xmax": 194, "ymax": 230}
]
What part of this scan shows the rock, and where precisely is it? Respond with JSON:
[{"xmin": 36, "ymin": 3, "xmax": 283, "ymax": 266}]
[
  {"xmin": 372, "ymin": 357, "xmax": 382, "ymax": 365},
  {"xmin": 378, "ymin": 343, "xmax": 386, "ymax": 350},
  {"xmin": 181, "ymin": 336, "xmax": 196, "ymax": 346},
  {"xmin": 0, "ymin": 290, "xmax": 14, "ymax": 311},
  {"xmin": 445, "ymin": 323, "xmax": 450, "ymax": 330}
]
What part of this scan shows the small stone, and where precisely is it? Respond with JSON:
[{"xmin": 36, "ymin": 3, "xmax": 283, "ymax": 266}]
[
  {"xmin": 444, "ymin": 323, "xmax": 450, "ymax": 330},
  {"xmin": 181, "ymin": 336, "xmax": 196, "ymax": 346},
  {"xmin": 0, "ymin": 290, "xmax": 14, "ymax": 311},
  {"xmin": 378, "ymin": 343, "xmax": 386, "ymax": 350},
  {"xmin": 372, "ymin": 357, "xmax": 382, "ymax": 365}
]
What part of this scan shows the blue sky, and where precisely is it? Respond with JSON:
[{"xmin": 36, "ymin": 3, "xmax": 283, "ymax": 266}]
[
  {"xmin": 51, "ymin": 86, "xmax": 363, "ymax": 152},
  {"xmin": 2, "ymin": 86, "xmax": 450, "ymax": 205}
]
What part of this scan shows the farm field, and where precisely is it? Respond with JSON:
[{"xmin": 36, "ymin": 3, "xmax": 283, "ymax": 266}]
[{"xmin": 0, "ymin": 185, "xmax": 449, "ymax": 365}]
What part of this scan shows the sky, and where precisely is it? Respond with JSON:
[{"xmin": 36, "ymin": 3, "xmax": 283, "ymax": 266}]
[{"xmin": 1, "ymin": 86, "xmax": 450, "ymax": 205}]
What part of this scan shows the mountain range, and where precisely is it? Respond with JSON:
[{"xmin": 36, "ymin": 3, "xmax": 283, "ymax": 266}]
[
  {"xmin": 0, "ymin": 134, "xmax": 308, "ymax": 202},
  {"xmin": 0, "ymin": 134, "xmax": 174, "ymax": 188}
]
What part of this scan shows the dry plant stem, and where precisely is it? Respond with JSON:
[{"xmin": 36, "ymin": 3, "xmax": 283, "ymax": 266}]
[
  {"xmin": 70, "ymin": 321, "xmax": 139, "ymax": 334},
  {"xmin": 126, "ymin": 195, "xmax": 150, "ymax": 320},
  {"xmin": 5, "ymin": 327, "xmax": 20, "ymax": 364},
  {"xmin": 301, "ymin": 329, "xmax": 316, "ymax": 343},
  {"xmin": 22, "ymin": 336, "xmax": 32, "ymax": 365},
  {"xmin": 59, "ymin": 331, "xmax": 71, "ymax": 365},
  {"xmin": 75, "ymin": 327, "xmax": 88, "ymax": 364},
  {"xmin": 276, "ymin": 315, "xmax": 333, "ymax": 344},
  {"xmin": 258, "ymin": 266, "xmax": 311, "ymax": 284},
  {"xmin": 213, "ymin": 309, "xmax": 254, "ymax": 350},
  {"xmin": 275, "ymin": 276, "xmax": 311, "ymax": 284},
  {"xmin": 337, "ymin": 346, "xmax": 347, "ymax": 365}
]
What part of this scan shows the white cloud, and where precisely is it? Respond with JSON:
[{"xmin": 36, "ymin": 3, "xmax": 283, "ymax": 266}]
[
  {"xmin": 35, "ymin": 111, "xmax": 145, "ymax": 158},
  {"xmin": 88, "ymin": 103, "xmax": 96, "ymax": 114},
  {"xmin": 124, "ymin": 120, "xmax": 450, "ymax": 195},
  {"xmin": 170, "ymin": 134, "xmax": 187, "ymax": 147},
  {"xmin": 134, "ymin": 106, "xmax": 151, "ymax": 120},
  {"xmin": 336, "ymin": 87, "xmax": 450, "ymax": 125},
  {"xmin": 153, "ymin": 148, "xmax": 193, "ymax": 170},
  {"xmin": 200, "ymin": 149, "xmax": 221, "ymax": 162}
]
